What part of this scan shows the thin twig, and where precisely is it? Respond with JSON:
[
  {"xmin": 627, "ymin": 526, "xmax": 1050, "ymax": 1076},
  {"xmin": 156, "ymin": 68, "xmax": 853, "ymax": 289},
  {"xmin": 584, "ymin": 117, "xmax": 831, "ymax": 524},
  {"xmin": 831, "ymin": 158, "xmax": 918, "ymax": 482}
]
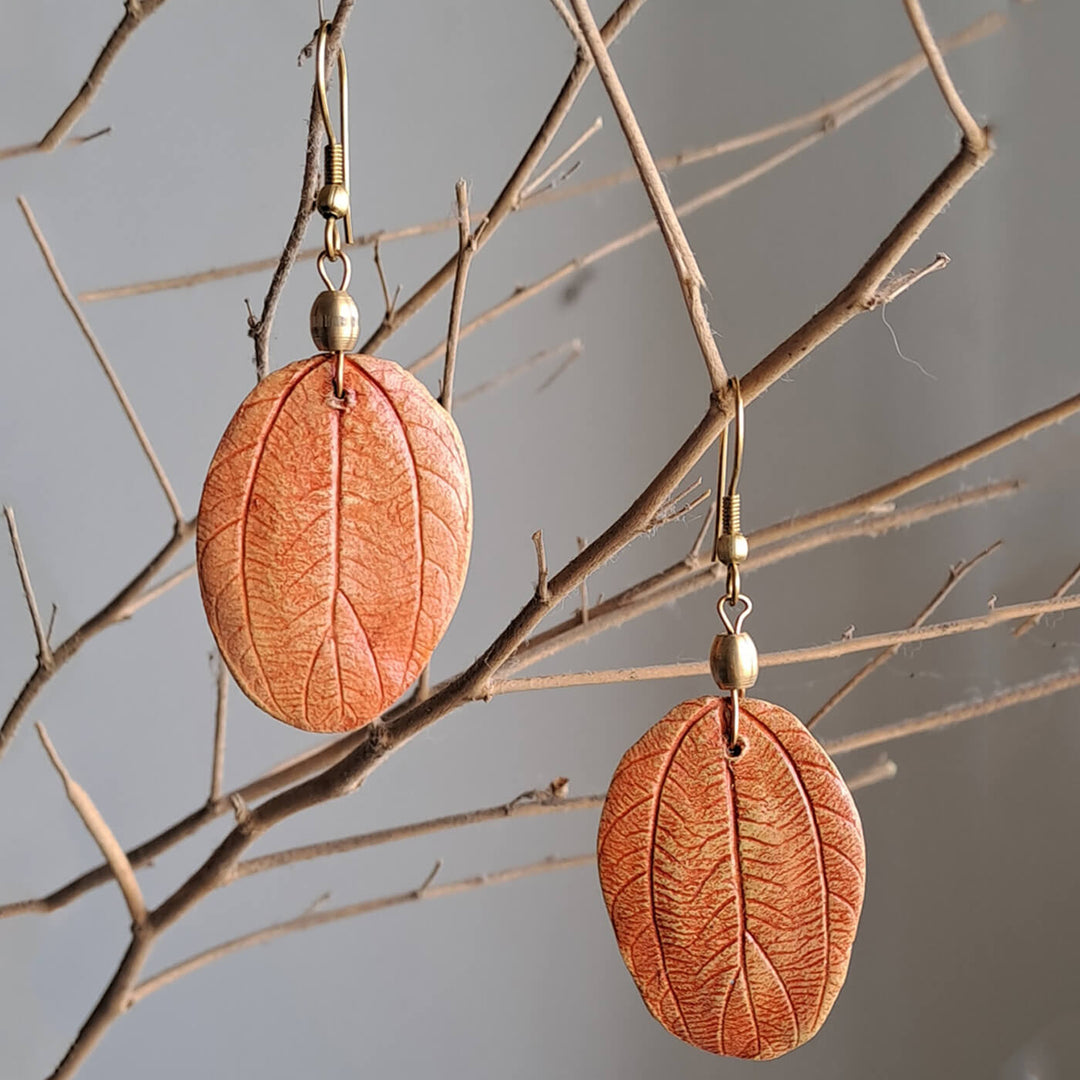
[
  {"xmin": 807, "ymin": 540, "xmax": 1001, "ymax": 728},
  {"xmin": 872, "ymin": 253, "xmax": 950, "ymax": 307},
  {"xmin": 76, "ymin": 11, "xmax": 1004, "ymax": 305},
  {"xmin": 489, "ymin": 592, "xmax": 1080, "ymax": 694},
  {"xmin": 1014, "ymin": 557, "xmax": 1080, "ymax": 637},
  {"xmin": 547, "ymin": 0, "xmax": 588, "ymax": 50},
  {"xmin": 36, "ymin": 725, "xmax": 147, "ymax": 927},
  {"xmin": 572, "ymin": 0, "xmax": 728, "ymax": 391},
  {"xmin": 825, "ymin": 668, "xmax": 1080, "ymax": 757},
  {"xmin": 845, "ymin": 755, "xmax": 899, "ymax": 792},
  {"xmin": 115, "ymin": 562, "xmax": 195, "ymax": 620},
  {"xmin": 209, "ymin": 655, "xmax": 228, "ymax": 804},
  {"xmin": 0, "ymin": 127, "xmax": 112, "ymax": 164},
  {"xmin": 577, "ymin": 537, "xmax": 590, "ymax": 623},
  {"xmin": 456, "ymin": 340, "xmax": 582, "ymax": 406},
  {"xmin": 17, "ymin": 197, "xmax": 184, "ymax": 527},
  {"xmin": 533, "ymin": 531, "xmax": 550, "ymax": 603},
  {"xmin": 249, "ymin": 1, "xmax": 357, "ymax": 381},
  {"xmin": 520, "ymin": 116, "xmax": 603, "ymax": 199},
  {"xmin": 440, "ymin": 180, "xmax": 475, "ymax": 414},
  {"xmin": 4, "ymin": 507, "xmax": 54, "ymax": 669},
  {"xmin": 902, "ymin": 0, "xmax": 988, "ymax": 149},
  {"xmin": 372, "ymin": 239, "xmax": 400, "ymax": 323},
  {"xmin": 355, "ymin": 0, "xmax": 649, "ymax": 359},
  {"xmin": 231, "ymin": 789, "xmax": 602, "ymax": 883},
  {"xmin": 0, "ymin": 2, "xmax": 169, "ymax": 158},
  {"xmin": 0, "ymin": 518, "xmax": 196, "ymax": 763},
  {"xmin": 508, "ymin": 480, "xmax": 1019, "ymax": 673},
  {"xmin": 128, "ymin": 854, "xmax": 594, "ymax": 1007}
]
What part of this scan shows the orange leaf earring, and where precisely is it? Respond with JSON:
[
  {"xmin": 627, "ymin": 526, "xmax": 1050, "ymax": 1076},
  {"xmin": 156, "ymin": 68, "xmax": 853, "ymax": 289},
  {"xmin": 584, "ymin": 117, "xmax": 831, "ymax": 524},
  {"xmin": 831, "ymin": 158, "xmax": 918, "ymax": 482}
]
[
  {"xmin": 597, "ymin": 379, "xmax": 864, "ymax": 1059},
  {"xmin": 196, "ymin": 23, "xmax": 472, "ymax": 734}
]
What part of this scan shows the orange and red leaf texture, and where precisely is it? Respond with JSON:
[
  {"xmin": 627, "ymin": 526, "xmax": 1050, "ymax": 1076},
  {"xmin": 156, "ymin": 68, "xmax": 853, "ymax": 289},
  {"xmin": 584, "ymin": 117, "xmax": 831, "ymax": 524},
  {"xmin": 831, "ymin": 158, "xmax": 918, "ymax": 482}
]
[
  {"xmin": 197, "ymin": 354, "xmax": 471, "ymax": 733},
  {"xmin": 597, "ymin": 697, "xmax": 865, "ymax": 1059}
]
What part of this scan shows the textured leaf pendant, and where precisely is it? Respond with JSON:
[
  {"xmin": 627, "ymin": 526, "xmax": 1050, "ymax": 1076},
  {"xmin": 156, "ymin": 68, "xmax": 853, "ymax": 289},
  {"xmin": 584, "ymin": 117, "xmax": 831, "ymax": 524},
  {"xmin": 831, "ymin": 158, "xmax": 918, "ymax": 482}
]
[
  {"xmin": 597, "ymin": 696, "xmax": 865, "ymax": 1060},
  {"xmin": 197, "ymin": 354, "xmax": 472, "ymax": 733}
]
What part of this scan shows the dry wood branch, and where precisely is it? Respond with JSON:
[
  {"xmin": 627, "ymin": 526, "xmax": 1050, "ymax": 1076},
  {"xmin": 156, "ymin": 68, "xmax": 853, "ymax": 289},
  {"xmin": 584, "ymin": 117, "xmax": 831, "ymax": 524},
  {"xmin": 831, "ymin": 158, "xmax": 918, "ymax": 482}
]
[
  {"xmin": 0, "ymin": 127, "xmax": 112, "ymax": 164},
  {"xmin": 232, "ymin": 788, "xmax": 602, "ymax": 883},
  {"xmin": 249, "ymin": 1, "xmax": 356, "ymax": 381},
  {"xmin": 372, "ymin": 239, "xmax": 400, "ymax": 323},
  {"xmin": 824, "ymin": 668, "xmax": 1080, "ymax": 757},
  {"xmin": 0, "ymin": 2, "xmax": 169, "ymax": 158},
  {"xmin": 569, "ymin": 0, "xmax": 726, "ymax": 391},
  {"xmin": 533, "ymin": 530, "xmax": 550, "ymax": 603},
  {"xmin": 903, "ymin": 0, "xmax": 987, "ymax": 149},
  {"xmin": 0, "ymin": 519, "xmax": 196, "ymax": 763},
  {"xmin": 4, "ymin": 507, "xmax": 54, "ymax": 669},
  {"xmin": 355, "ymin": 0, "xmax": 648, "ymax": 359},
  {"xmin": 872, "ymin": 253, "xmax": 950, "ymax": 307},
  {"xmin": 456, "ymin": 340, "xmax": 582, "ymax": 406},
  {"xmin": 17, "ymin": 198, "xmax": 184, "ymax": 527},
  {"xmin": 75, "ymin": 11, "xmax": 1005, "ymax": 305},
  {"xmin": 1014, "ymin": 557, "xmax": 1080, "ymax": 637},
  {"xmin": 807, "ymin": 540, "xmax": 1001, "ymax": 728},
  {"xmin": 209, "ymin": 655, "xmax": 228, "ymax": 804},
  {"xmin": 521, "ymin": 116, "xmax": 603, "ymax": 199},
  {"xmin": 129, "ymin": 853, "xmax": 594, "ymax": 1007},
  {"xmin": 36, "ymin": 725, "xmax": 146, "ymax": 927},
  {"xmin": 508, "ymin": 480, "xmax": 1018, "ymax": 674},
  {"xmin": 440, "ymin": 180, "xmax": 475, "ymax": 414},
  {"xmin": 490, "ymin": 592, "xmax": 1080, "ymax": 694},
  {"xmin": 115, "ymin": 562, "xmax": 194, "ymax": 619},
  {"xmin": 846, "ymin": 755, "xmax": 899, "ymax": 791}
]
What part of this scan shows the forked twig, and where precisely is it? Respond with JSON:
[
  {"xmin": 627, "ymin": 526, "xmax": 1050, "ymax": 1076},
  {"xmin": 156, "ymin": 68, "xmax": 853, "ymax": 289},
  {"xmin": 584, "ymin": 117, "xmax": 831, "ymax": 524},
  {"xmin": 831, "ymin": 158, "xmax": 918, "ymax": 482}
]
[{"xmin": 4, "ymin": 507, "xmax": 54, "ymax": 670}]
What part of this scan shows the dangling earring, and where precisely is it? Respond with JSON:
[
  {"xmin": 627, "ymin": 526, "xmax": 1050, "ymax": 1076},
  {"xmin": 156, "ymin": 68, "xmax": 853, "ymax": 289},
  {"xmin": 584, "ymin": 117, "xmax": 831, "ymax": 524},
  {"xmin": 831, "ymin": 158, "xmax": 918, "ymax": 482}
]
[
  {"xmin": 196, "ymin": 22, "xmax": 472, "ymax": 734},
  {"xmin": 597, "ymin": 378, "xmax": 865, "ymax": 1060}
]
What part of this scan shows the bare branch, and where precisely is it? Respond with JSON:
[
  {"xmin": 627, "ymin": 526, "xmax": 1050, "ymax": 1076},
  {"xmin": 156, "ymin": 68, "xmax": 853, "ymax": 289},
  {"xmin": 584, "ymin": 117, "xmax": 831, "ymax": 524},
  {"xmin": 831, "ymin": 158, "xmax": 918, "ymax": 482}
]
[
  {"xmin": 0, "ymin": 519, "xmax": 195, "ymax": 763},
  {"xmin": 76, "ymin": 10, "xmax": 1004, "ymax": 305},
  {"xmin": 520, "ymin": 116, "xmax": 603, "ymax": 200},
  {"xmin": 129, "ymin": 854, "xmax": 594, "ymax": 1007},
  {"xmin": 0, "ymin": 2, "xmax": 169, "ymax": 158},
  {"xmin": 825, "ymin": 668, "xmax": 1080, "ymax": 757},
  {"xmin": 902, "ymin": 0, "xmax": 988, "ymax": 149},
  {"xmin": 871, "ymin": 253, "xmax": 950, "ymax": 308},
  {"xmin": 807, "ymin": 540, "xmax": 1001, "ymax": 728},
  {"xmin": 533, "ymin": 530, "xmax": 550, "ymax": 603},
  {"xmin": 372, "ymin": 239, "xmax": 400, "ymax": 323},
  {"xmin": 17, "ymin": 197, "xmax": 184, "ymax": 527},
  {"xmin": 489, "ymin": 592, "xmax": 1080, "ymax": 694},
  {"xmin": 569, "ymin": 0, "xmax": 729, "ymax": 389},
  {"xmin": 356, "ymin": 0, "xmax": 649, "ymax": 358},
  {"xmin": 0, "ymin": 127, "xmax": 112, "ymax": 164},
  {"xmin": 1014, "ymin": 557, "xmax": 1080, "ymax": 637},
  {"xmin": 209, "ymin": 655, "xmax": 228, "ymax": 804},
  {"xmin": 230, "ymin": 788, "xmax": 602, "ymax": 883},
  {"xmin": 846, "ymin": 755, "xmax": 899, "ymax": 792},
  {"xmin": 547, "ymin": 0, "xmax": 588, "ymax": 50},
  {"xmin": 249, "ymin": 1, "xmax": 357, "ymax": 381},
  {"xmin": 4, "ymin": 507, "xmax": 53, "ymax": 669},
  {"xmin": 115, "ymin": 562, "xmax": 195, "ymax": 620},
  {"xmin": 36, "ymin": 725, "xmax": 146, "ymax": 927},
  {"xmin": 456, "ymin": 340, "xmax": 582, "ymax": 406},
  {"xmin": 440, "ymin": 179, "xmax": 476, "ymax": 414},
  {"xmin": 508, "ymin": 480, "xmax": 1019, "ymax": 673}
]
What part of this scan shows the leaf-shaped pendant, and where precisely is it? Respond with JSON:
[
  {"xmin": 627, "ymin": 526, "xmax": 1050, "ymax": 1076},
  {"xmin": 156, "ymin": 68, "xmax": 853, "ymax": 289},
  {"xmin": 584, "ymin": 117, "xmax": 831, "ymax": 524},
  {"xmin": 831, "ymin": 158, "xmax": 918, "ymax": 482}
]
[
  {"xmin": 597, "ymin": 696, "xmax": 865, "ymax": 1060},
  {"xmin": 196, "ymin": 354, "xmax": 471, "ymax": 733}
]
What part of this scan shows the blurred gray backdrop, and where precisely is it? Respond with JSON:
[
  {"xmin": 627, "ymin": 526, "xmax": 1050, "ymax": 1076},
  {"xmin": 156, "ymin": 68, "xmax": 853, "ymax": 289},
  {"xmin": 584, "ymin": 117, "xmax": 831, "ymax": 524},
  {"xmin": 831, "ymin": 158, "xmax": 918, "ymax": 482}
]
[{"xmin": 2, "ymin": 1, "xmax": 1079, "ymax": 1077}]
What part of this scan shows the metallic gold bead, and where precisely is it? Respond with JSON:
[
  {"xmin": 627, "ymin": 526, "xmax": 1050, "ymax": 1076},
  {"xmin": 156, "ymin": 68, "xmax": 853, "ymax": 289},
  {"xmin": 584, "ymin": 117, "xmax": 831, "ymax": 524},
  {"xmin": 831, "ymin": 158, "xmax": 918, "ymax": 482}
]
[
  {"xmin": 317, "ymin": 183, "xmax": 350, "ymax": 220},
  {"xmin": 310, "ymin": 290, "xmax": 360, "ymax": 353},
  {"xmin": 710, "ymin": 632, "xmax": 759, "ymax": 691},
  {"xmin": 715, "ymin": 532, "xmax": 749, "ymax": 565}
]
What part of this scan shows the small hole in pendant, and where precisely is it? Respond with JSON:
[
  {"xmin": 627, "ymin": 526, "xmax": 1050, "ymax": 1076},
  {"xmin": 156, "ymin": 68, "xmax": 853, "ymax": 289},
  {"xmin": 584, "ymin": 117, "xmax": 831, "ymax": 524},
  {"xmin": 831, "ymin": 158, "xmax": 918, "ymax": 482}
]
[
  {"xmin": 727, "ymin": 737, "xmax": 747, "ymax": 761},
  {"xmin": 328, "ymin": 387, "xmax": 356, "ymax": 410}
]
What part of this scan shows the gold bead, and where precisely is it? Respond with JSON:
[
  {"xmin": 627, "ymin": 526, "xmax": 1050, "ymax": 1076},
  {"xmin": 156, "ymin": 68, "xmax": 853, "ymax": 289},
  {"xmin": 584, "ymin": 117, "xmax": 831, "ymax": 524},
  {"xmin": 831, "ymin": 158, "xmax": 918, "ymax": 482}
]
[
  {"xmin": 710, "ymin": 632, "xmax": 759, "ymax": 691},
  {"xmin": 715, "ymin": 532, "xmax": 749, "ymax": 565},
  {"xmin": 317, "ymin": 183, "xmax": 350, "ymax": 220},
  {"xmin": 310, "ymin": 290, "xmax": 360, "ymax": 353}
]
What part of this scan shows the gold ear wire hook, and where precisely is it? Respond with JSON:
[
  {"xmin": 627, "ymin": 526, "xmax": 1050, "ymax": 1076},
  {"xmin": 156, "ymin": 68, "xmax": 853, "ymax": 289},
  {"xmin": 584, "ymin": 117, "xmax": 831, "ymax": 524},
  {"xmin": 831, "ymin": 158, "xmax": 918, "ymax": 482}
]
[
  {"xmin": 713, "ymin": 376, "xmax": 746, "ymax": 565},
  {"xmin": 315, "ymin": 21, "xmax": 354, "ymax": 244}
]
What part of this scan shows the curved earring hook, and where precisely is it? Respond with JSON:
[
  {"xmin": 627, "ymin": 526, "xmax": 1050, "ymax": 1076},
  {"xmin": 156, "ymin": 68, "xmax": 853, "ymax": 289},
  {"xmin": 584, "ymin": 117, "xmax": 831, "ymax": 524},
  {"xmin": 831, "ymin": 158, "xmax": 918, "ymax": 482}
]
[
  {"xmin": 713, "ymin": 376, "xmax": 745, "ymax": 561},
  {"xmin": 315, "ymin": 21, "xmax": 354, "ymax": 244}
]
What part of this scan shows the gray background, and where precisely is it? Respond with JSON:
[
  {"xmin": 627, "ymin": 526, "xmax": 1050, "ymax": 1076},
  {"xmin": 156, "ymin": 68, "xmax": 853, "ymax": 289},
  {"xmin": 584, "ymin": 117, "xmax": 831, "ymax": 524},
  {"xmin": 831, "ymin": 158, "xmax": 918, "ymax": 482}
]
[{"xmin": 2, "ymin": 1, "xmax": 1079, "ymax": 1077}]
